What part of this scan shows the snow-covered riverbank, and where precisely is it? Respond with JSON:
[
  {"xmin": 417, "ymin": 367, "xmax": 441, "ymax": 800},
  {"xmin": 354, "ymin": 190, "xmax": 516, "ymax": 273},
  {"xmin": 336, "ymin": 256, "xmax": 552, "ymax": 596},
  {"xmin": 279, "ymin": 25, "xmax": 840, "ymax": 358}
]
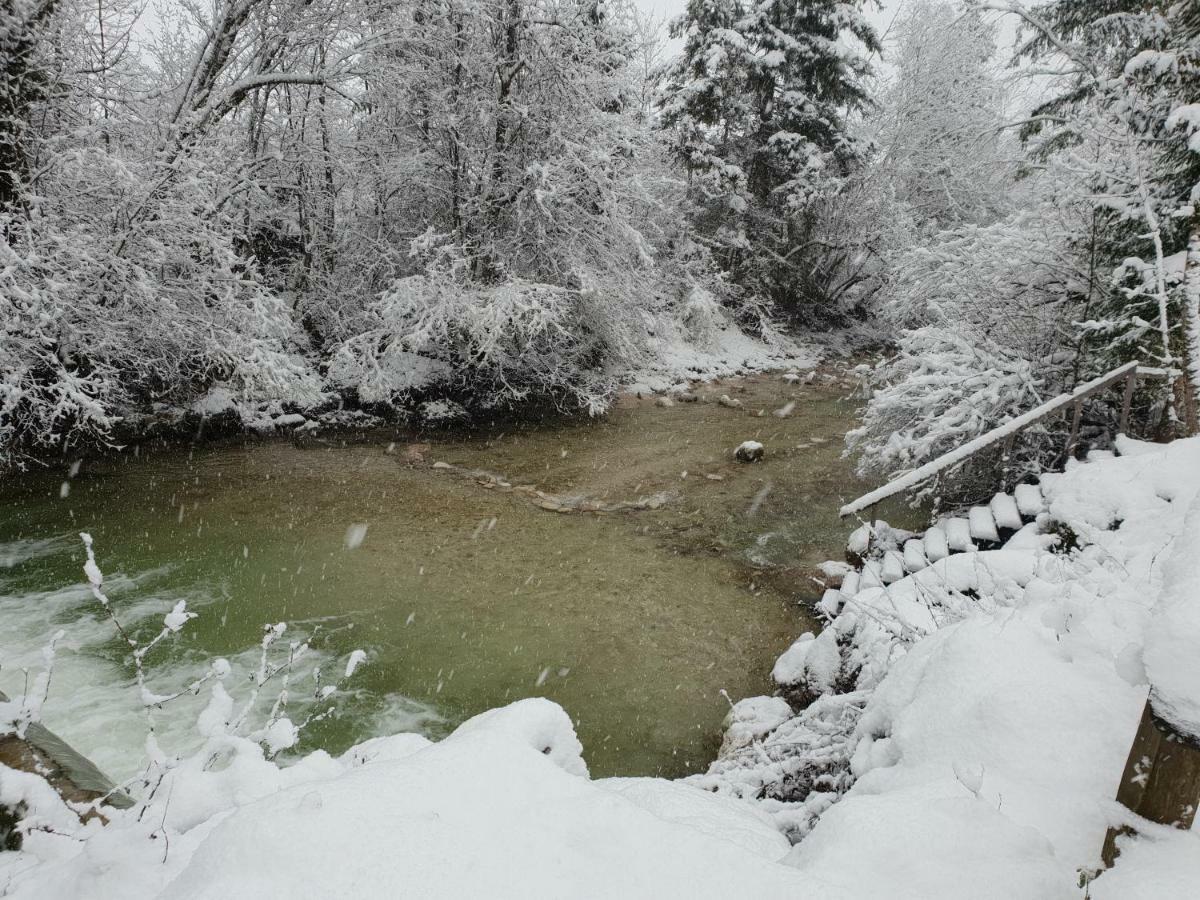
[
  {"xmin": 693, "ymin": 434, "xmax": 1200, "ymax": 897},
  {"xmin": 4, "ymin": 436, "xmax": 1199, "ymax": 898}
]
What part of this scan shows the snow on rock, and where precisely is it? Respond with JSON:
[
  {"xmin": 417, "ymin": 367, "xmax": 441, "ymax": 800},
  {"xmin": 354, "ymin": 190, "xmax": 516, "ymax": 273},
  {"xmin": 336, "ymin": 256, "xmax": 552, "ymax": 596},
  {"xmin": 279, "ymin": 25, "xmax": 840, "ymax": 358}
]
[
  {"xmin": 880, "ymin": 550, "xmax": 905, "ymax": 584},
  {"xmin": 944, "ymin": 517, "xmax": 975, "ymax": 552},
  {"xmin": 989, "ymin": 492, "xmax": 1024, "ymax": 531},
  {"xmin": 734, "ymin": 440, "xmax": 764, "ymax": 462},
  {"xmin": 846, "ymin": 523, "xmax": 871, "ymax": 557},
  {"xmin": 902, "ymin": 539, "xmax": 928, "ymax": 573},
  {"xmin": 839, "ymin": 570, "xmax": 860, "ymax": 597},
  {"xmin": 967, "ymin": 506, "xmax": 999, "ymax": 543},
  {"xmin": 772, "ymin": 630, "xmax": 841, "ymax": 700},
  {"xmin": 717, "ymin": 696, "xmax": 795, "ymax": 756},
  {"xmin": 1014, "ymin": 483, "xmax": 1045, "ymax": 518},
  {"xmin": 922, "ymin": 526, "xmax": 949, "ymax": 562},
  {"xmin": 817, "ymin": 560, "xmax": 852, "ymax": 581}
]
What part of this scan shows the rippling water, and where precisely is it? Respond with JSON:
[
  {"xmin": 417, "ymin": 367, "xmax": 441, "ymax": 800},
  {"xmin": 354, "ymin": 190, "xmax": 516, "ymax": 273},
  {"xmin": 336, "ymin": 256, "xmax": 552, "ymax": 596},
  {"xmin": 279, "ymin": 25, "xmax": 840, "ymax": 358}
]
[{"xmin": 0, "ymin": 374, "xmax": 914, "ymax": 781}]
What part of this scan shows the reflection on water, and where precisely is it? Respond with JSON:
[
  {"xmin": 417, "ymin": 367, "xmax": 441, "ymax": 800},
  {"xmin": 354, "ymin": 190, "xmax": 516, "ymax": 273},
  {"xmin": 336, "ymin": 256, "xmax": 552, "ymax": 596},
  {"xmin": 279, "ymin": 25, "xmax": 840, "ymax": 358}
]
[{"xmin": 0, "ymin": 374, "xmax": 920, "ymax": 780}]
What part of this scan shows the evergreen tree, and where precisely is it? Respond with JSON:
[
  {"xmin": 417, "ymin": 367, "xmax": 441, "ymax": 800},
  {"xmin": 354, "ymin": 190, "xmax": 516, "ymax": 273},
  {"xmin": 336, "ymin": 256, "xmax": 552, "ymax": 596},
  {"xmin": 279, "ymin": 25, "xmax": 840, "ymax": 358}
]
[
  {"xmin": 661, "ymin": 0, "xmax": 879, "ymax": 323},
  {"xmin": 1006, "ymin": 0, "xmax": 1200, "ymax": 429}
]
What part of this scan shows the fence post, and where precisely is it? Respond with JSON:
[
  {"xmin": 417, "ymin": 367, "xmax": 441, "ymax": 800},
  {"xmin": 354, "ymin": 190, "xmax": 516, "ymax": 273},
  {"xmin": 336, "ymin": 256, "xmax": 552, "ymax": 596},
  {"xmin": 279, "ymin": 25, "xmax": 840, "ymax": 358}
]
[
  {"xmin": 1100, "ymin": 488, "xmax": 1200, "ymax": 872},
  {"xmin": 1118, "ymin": 370, "xmax": 1138, "ymax": 435},
  {"xmin": 1064, "ymin": 400, "xmax": 1083, "ymax": 462},
  {"xmin": 1100, "ymin": 700, "xmax": 1200, "ymax": 868},
  {"xmin": 999, "ymin": 433, "xmax": 1015, "ymax": 493}
]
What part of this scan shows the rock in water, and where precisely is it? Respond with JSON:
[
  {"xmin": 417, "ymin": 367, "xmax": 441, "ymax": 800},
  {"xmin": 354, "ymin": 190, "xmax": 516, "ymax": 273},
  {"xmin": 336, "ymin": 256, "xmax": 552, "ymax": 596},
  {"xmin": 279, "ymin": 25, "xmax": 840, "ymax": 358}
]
[
  {"xmin": 718, "ymin": 395, "xmax": 743, "ymax": 409},
  {"xmin": 655, "ymin": 396, "xmax": 675, "ymax": 408},
  {"xmin": 735, "ymin": 440, "xmax": 764, "ymax": 463}
]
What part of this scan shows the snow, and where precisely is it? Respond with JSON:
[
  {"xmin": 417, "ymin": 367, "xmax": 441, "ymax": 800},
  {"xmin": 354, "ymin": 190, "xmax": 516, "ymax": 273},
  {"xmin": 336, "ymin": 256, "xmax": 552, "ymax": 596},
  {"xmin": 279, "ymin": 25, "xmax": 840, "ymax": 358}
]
[
  {"xmin": 624, "ymin": 291, "xmax": 820, "ymax": 394},
  {"xmin": 902, "ymin": 539, "xmax": 928, "ymax": 573},
  {"xmin": 1143, "ymin": 476, "xmax": 1200, "ymax": 739},
  {"xmin": 735, "ymin": 439, "xmax": 763, "ymax": 461},
  {"xmin": 1014, "ymin": 483, "xmax": 1045, "ymax": 517},
  {"xmin": 344, "ymin": 648, "xmax": 368, "ymax": 680},
  {"xmin": 943, "ymin": 517, "xmax": 975, "ymax": 552},
  {"xmin": 343, "ymin": 523, "xmax": 369, "ymax": 550},
  {"xmin": 163, "ymin": 601, "xmax": 196, "ymax": 633},
  {"xmin": 0, "ymin": 700, "xmax": 809, "ymax": 900},
  {"xmin": 988, "ymin": 492, "xmax": 1023, "ymax": 531},
  {"xmin": 922, "ymin": 525, "xmax": 949, "ymax": 562},
  {"xmin": 967, "ymin": 506, "xmax": 999, "ymax": 542},
  {"xmin": 772, "ymin": 630, "xmax": 840, "ymax": 695},
  {"xmin": 1090, "ymin": 828, "xmax": 1200, "ymax": 900},
  {"xmin": 692, "ymin": 435, "xmax": 1200, "ymax": 896},
  {"xmin": 880, "ymin": 549, "xmax": 905, "ymax": 583}
]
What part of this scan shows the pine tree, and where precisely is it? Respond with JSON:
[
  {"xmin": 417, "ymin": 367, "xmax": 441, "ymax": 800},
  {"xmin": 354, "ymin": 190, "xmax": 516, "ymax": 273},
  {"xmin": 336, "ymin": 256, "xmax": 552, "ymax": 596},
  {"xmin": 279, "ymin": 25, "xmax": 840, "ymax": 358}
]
[{"xmin": 661, "ymin": 0, "xmax": 879, "ymax": 322}]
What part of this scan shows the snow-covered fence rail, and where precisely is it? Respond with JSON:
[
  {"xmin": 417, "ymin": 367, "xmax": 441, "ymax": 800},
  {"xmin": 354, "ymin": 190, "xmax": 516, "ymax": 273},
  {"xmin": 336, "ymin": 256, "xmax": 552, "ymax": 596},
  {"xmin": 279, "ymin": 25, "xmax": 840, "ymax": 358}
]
[{"xmin": 840, "ymin": 362, "xmax": 1166, "ymax": 518}]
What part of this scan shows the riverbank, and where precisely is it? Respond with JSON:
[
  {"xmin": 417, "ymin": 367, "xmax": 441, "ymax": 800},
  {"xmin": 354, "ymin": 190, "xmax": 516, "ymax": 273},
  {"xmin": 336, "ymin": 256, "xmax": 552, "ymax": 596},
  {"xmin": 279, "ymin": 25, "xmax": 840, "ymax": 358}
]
[
  {"xmin": 4, "ymin": 436, "xmax": 1199, "ymax": 897},
  {"xmin": 692, "ymin": 434, "xmax": 1200, "ymax": 896},
  {"xmin": 75, "ymin": 313, "xmax": 833, "ymax": 467}
]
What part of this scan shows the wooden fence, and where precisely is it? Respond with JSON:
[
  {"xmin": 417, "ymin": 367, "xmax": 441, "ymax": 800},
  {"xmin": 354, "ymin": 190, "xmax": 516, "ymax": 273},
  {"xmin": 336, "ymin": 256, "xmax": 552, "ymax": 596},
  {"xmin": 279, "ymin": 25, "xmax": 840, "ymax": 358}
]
[{"xmin": 840, "ymin": 362, "xmax": 1167, "ymax": 519}]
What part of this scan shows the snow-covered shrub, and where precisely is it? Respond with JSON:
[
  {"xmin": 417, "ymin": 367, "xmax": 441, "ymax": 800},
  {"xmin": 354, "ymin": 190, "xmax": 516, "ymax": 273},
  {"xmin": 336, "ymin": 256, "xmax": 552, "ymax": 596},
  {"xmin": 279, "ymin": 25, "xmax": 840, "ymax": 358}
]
[
  {"xmin": 846, "ymin": 327, "xmax": 1049, "ymax": 498},
  {"xmin": 848, "ymin": 210, "xmax": 1087, "ymax": 499},
  {"xmin": 0, "ymin": 146, "xmax": 324, "ymax": 466},
  {"xmin": 330, "ymin": 269, "xmax": 616, "ymax": 416},
  {"xmin": 0, "ymin": 228, "xmax": 118, "ymax": 465}
]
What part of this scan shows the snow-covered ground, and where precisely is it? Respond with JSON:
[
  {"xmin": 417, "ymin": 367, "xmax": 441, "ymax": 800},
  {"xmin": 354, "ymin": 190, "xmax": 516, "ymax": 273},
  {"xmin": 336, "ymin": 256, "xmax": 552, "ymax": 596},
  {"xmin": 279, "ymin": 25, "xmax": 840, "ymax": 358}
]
[
  {"xmin": 621, "ymin": 293, "xmax": 822, "ymax": 395},
  {"xmin": 693, "ymin": 434, "xmax": 1200, "ymax": 897},
  {"xmin": 3, "ymin": 436, "xmax": 1199, "ymax": 897}
]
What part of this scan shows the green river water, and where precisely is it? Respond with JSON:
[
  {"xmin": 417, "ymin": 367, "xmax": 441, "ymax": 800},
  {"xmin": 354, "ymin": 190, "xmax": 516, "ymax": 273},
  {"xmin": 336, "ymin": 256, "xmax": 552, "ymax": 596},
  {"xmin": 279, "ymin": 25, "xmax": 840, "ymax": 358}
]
[{"xmin": 0, "ymin": 373, "xmax": 916, "ymax": 782}]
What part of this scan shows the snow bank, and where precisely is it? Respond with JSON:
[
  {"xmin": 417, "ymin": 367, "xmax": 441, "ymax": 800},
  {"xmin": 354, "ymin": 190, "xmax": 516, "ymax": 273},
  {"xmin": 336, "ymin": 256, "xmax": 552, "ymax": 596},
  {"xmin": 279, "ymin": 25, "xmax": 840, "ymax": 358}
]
[
  {"xmin": 695, "ymin": 435, "xmax": 1200, "ymax": 896},
  {"xmin": 1, "ymin": 699, "xmax": 811, "ymax": 899},
  {"xmin": 624, "ymin": 290, "xmax": 820, "ymax": 394}
]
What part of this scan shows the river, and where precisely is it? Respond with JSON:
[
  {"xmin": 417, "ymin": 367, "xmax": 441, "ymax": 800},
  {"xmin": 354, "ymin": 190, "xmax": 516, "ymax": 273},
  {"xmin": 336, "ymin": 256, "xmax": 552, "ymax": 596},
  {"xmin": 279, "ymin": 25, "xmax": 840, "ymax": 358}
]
[{"xmin": 0, "ymin": 371, "xmax": 911, "ymax": 782}]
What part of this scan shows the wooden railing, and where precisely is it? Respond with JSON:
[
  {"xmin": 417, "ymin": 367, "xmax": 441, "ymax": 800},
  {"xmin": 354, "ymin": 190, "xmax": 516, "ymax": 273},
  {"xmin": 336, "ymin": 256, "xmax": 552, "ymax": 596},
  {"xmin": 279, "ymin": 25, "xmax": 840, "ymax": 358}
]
[{"xmin": 840, "ymin": 362, "xmax": 1167, "ymax": 519}]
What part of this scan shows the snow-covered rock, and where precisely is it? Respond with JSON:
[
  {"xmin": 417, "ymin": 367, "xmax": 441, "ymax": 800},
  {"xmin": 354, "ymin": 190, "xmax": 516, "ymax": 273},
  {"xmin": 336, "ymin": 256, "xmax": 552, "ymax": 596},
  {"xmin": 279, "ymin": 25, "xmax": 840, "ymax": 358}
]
[{"xmin": 734, "ymin": 440, "xmax": 764, "ymax": 462}]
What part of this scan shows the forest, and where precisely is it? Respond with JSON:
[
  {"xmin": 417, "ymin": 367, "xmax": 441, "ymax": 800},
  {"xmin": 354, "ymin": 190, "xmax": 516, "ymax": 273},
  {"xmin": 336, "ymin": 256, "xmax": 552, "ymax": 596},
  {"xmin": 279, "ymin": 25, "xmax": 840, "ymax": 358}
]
[{"xmin": 1, "ymin": 0, "xmax": 1195, "ymax": 472}]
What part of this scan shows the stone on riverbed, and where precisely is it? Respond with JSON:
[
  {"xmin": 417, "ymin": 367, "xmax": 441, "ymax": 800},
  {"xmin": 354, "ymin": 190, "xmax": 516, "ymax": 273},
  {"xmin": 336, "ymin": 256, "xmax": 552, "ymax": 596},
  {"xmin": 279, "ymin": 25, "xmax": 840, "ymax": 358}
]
[
  {"xmin": 735, "ymin": 441, "xmax": 764, "ymax": 463},
  {"xmin": 655, "ymin": 396, "xmax": 675, "ymax": 408},
  {"xmin": 718, "ymin": 395, "xmax": 743, "ymax": 409}
]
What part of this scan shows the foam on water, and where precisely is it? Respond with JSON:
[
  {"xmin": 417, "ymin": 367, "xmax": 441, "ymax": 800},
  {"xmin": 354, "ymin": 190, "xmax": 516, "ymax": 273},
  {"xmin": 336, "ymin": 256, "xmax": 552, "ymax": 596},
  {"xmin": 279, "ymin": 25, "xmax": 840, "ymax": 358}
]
[{"xmin": 0, "ymin": 536, "xmax": 440, "ymax": 783}]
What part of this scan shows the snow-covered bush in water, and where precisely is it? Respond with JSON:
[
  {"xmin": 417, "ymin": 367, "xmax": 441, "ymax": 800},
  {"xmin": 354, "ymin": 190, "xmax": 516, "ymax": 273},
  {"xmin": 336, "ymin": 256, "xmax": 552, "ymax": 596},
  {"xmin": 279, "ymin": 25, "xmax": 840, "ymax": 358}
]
[{"xmin": 330, "ymin": 267, "xmax": 615, "ymax": 416}]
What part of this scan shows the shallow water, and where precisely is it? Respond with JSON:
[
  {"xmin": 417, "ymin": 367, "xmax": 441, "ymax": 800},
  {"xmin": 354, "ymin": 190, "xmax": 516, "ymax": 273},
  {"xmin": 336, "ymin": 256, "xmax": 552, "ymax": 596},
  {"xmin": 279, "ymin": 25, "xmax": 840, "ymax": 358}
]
[{"xmin": 0, "ymin": 374, "xmax": 920, "ymax": 781}]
